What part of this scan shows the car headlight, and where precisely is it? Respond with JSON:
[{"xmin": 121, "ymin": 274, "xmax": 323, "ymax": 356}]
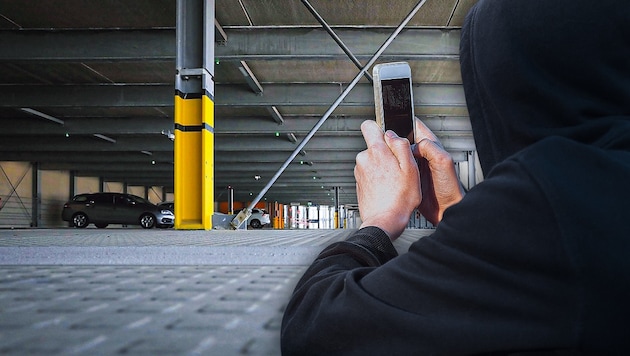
[{"xmin": 161, "ymin": 210, "xmax": 174, "ymax": 215}]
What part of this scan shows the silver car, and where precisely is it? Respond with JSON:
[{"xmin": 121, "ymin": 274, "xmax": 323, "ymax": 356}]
[{"xmin": 62, "ymin": 193, "xmax": 174, "ymax": 229}]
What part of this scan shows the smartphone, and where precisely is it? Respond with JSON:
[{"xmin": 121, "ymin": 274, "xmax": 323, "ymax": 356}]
[{"xmin": 373, "ymin": 62, "xmax": 415, "ymax": 142}]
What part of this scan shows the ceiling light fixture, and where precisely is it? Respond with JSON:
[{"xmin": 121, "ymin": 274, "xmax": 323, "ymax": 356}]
[
  {"xmin": 268, "ymin": 106, "xmax": 285, "ymax": 125},
  {"xmin": 238, "ymin": 60, "xmax": 263, "ymax": 94},
  {"xmin": 93, "ymin": 134, "xmax": 116, "ymax": 143},
  {"xmin": 20, "ymin": 108, "xmax": 64, "ymax": 125},
  {"xmin": 140, "ymin": 151, "xmax": 153, "ymax": 156}
]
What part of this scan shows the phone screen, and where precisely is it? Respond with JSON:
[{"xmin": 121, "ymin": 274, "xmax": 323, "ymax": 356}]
[{"xmin": 382, "ymin": 78, "xmax": 413, "ymax": 141}]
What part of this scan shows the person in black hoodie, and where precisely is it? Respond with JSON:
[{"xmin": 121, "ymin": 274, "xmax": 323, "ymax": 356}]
[{"xmin": 281, "ymin": 0, "xmax": 630, "ymax": 354}]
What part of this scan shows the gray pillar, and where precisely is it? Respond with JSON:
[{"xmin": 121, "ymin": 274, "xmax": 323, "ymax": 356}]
[
  {"xmin": 227, "ymin": 186, "xmax": 234, "ymax": 214},
  {"xmin": 31, "ymin": 162, "xmax": 40, "ymax": 227},
  {"xmin": 334, "ymin": 186, "xmax": 340, "ymax": 228},
  {"xmin": 467, "ymin": 151, "xmax": 476, "ymax": 189},
  {"xmin": 69, "ymin": 170, "xmax": 76, "ymax": 198}
]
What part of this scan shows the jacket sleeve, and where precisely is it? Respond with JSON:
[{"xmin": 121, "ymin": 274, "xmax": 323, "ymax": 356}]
[{"xmin": 280, "ymin": 159, "xmax": 581, "ymax": 355}]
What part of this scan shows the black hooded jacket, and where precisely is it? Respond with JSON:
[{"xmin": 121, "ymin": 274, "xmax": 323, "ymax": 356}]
[{"xmin": 281, "ymin": 0, "xmax": 630, "ymax": 354}]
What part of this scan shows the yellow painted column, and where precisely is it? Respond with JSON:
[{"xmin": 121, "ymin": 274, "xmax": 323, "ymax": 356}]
[
  {"xmin": 174, "ymin": 94, "xmax": 203, "ymax": 229},
  {"xmin": 201, "ymin": 94, "xmax": 214, "ymax": 230},
  {"xmin": 174, "ymin": 0, "xmax": 215, "ymax": 230}
]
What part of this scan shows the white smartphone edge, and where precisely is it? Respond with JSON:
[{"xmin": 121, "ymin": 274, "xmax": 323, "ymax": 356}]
[{"xmin": 372, "ymin": 61, "xmax": 415, "ymax": 140}]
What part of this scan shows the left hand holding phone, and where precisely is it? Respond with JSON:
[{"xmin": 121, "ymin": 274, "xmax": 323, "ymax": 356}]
[{"xmin": 355, "ymin": 120, "xmax": 421, "ymax": 240}]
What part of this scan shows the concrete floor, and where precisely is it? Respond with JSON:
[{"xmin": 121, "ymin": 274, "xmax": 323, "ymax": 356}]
[{"xmin": 0, "ymin": 228, "xmax": 432, "ymax": 355}]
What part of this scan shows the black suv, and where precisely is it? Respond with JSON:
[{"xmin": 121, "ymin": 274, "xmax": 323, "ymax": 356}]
[{"xmin": 62, "ymin": 193, "xmax": 174, "ymax": 229}]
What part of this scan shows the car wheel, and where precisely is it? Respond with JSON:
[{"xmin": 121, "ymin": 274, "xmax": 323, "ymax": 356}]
[
  {"xmin": 140, "ymin": 213, "xmax": 156, "ymax": 229},
  {"xmin": 95, "ymin": 223, "xmax": 108, "ymax": 229},
  {"xmin": 250, "ymin": 219, "xmax": 262, "ymax": 229},
  {"xmin": 72, "ymin": 213, "xmax": 89, "ymax": 228}
]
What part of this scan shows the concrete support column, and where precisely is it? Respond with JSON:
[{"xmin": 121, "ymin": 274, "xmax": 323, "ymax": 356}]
[
  {"xmin": 69, "ymin": 170, "xmax": 76, "ymax": 198},
  {"xmin": 174, "ymin": 0, "xmax": 215, "ymax": 230},
  {"xmin": 31, "ymin": 162, "xmax": 40, "ymax": 228},
  {"xmin": 227, "ymin": 186, "xmax": 234, "ymax": 214},
  {"xmin": 334, "ymin": 187, "xmax": 340, "ymax": 229},
  {"xmin": 467, "ymin": 151, "xmax": 476, "ymax": 189}
]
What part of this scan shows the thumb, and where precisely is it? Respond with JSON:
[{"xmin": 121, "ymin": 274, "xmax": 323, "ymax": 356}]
[
  {"xmin": 361, "ymin": 120, "xmax": 386, "ymax": 148},
  {"xmin": 412, "ymin": 138, "xmax": 446, "ymax": 165}
]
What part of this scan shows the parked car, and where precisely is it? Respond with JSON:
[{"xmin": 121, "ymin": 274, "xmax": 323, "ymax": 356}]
[
  {"xmin": 62, "ymin": 193, "xmax": 174, "ymax": 229},
  {"xmin": 157, "ymin": 201, "xmax": 174, "ymax": 214},
  {"xmin": 248, "ymin": 208, "xmax": 270, "ymax": 229}
]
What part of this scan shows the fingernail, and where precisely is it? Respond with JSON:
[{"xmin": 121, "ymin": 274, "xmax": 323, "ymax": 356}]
[{"xmin": 385, "ymin": 130, "xmax": 398, "ymax": 138}]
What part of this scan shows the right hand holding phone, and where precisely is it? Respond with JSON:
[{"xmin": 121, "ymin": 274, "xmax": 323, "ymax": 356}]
[{"xmin": 411, "ymin": 117, "xmax": 465, "ymax": 225}]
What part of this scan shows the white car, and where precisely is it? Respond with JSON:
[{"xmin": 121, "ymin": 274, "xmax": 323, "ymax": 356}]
[{"xmin": 248, "ymin": 208, "xmax": 270, "ymax": 229}]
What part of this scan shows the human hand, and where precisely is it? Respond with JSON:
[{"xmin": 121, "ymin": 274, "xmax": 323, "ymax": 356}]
[
  {"xmin": 412, "ymin": 117, "xmax": 465, "ymax": 225},
  {"xmin": 354, "ymin": 120, "xmax": 421, "ymax": 240}
]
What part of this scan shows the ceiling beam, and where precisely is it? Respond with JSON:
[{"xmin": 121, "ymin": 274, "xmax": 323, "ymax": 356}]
[
  {"xmin": 0, "ymin": 83, "xmax": 466, "ymax": 108},
  {"xmin": 0, "ymin": 116, "xmax": 174, "ymax": 135},
  {"xmin": 0, "ymin": 28, "xmax": 459, "ymax": 62},
  {"xmin": 1, "ymin": 115, "xmax": 471, "ymax": 135},
  {"xmin": 0, "ymin": 135, "xmax": 474, "ymax": 155},
  {"xmin": 216, "ymin": 27, "xmax": 460, "ymax": 61}
]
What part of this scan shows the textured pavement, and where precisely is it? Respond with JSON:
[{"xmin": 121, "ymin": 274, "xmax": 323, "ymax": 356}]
[{"xmin": 0, "ymin": 228, "xmax": 432, "ymax": 355}]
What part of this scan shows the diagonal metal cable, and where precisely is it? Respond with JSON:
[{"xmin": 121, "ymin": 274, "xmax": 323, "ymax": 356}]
[
  {"xmin": 231, "ymin": 0, "xmax": 429, "ymax": 229},
  {"xmin": 301, "ymin": 0, "xmax": 373, "ymax": 83}
]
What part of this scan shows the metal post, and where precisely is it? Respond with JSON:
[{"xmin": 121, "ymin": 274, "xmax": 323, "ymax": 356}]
[{"xmin": 231, "ymin": 0, "xmax": 429, "ymax": 229}]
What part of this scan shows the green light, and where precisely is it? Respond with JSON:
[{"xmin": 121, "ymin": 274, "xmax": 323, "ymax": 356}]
[
  {"xmin": 215, "ymin": 59, "xmax": 220, "ymax": 65},
  {"xmin": 275, "ymin": 132, "xmax": 280, "ymax": 137}
]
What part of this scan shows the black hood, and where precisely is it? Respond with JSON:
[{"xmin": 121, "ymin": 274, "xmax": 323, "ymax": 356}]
[{"xmin": 460, "ymin": 0, "xmax": 630, "ymax": 173}]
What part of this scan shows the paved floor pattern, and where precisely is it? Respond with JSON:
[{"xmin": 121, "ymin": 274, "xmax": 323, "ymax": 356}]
[
  {"xmin": 0, "ymin": 228, "xmax": 433, "ymax": 355},
  {"xmin": 0, "ymin": 265, "xmax": 304, "ymax": 355}
]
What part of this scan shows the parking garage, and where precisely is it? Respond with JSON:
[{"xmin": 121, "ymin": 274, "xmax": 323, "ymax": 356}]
[{"xmin": 1, "ymin": 0, "xmax": 479, "ymax": 354}]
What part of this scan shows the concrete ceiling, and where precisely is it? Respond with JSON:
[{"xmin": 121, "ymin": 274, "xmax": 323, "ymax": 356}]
[{"xmin": 0, "ymin": 0, "xmax": 478, "ymax": 206}]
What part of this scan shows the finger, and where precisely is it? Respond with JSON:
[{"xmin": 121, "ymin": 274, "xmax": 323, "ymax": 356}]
[
  {"xmin": 360, "ymin": 120, "xmax": 386, "ymax": 148},
  {"xmin": 384, "ymin": 130, "xmax": 415, "ymax": 169},
  {"xmin": 413, "ymin": 117, "xmax": 441, "ymax": 146}
]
